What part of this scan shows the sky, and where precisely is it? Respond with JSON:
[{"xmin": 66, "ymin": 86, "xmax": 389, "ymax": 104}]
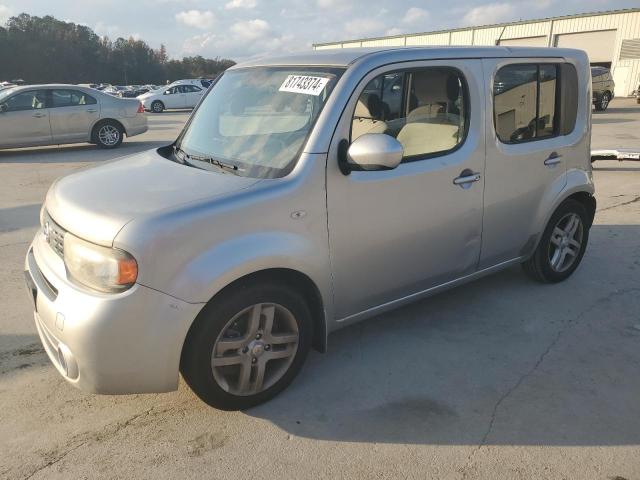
[{"xmin": 0, "ymin": 0, "xmax": 638, "ymax": 61}]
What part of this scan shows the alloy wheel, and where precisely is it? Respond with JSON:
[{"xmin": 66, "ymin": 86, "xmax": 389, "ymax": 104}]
[
  {"xmin": 548, "ymin": 212, "xmax": 583, "ymax": 273},
  {"xmin": 211, "ymin": 303, "xmax": 299, "ymax": 396},
  {"xmin": 98, "ymin": 125, "xmax": 120, "ymax": 146}
]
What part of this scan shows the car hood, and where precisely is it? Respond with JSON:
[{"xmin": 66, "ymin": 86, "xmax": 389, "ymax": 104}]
[{"xmin": 45, "ymin": 149, "xmax": 261, "ymax": 246}]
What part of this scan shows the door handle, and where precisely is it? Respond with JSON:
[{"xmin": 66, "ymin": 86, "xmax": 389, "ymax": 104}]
[
  {"xmin": 453, "ymin": 169, "xmax": 481, "ymax": 189},
  {"xmin": 87, "ymin": 108, "xmax": 97, "ymax": 113},
  {"xmin": 32, "ymin": 112, "xmax": 46, "ymax": 118},
  {"xmin": 544, "ymin": 152, "xmax": 562, "ymax": 167}
]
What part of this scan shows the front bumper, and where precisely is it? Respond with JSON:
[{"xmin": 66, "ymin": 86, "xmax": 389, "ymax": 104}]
[{"xmin": 24, "ymin": 230, "xmax": 203, "ymax": 394}]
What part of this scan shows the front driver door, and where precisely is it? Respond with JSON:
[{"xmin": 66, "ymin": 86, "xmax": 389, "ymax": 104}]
[
  {"xmin": 327, "ymin": 59, "xmax": 486, "ymax": 320},
  {"xmin": 163, "ymin": 86, "xmax": 184, "ymax": 109},
  {"xmin": 0, "ymin": 89, "xmax": 52, "ymax": 148}
]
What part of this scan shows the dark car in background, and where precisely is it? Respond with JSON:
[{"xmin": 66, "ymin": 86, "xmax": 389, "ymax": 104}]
[{"xmin": 591, "ymin": 66, "xmax": 615, "ymax": 111}]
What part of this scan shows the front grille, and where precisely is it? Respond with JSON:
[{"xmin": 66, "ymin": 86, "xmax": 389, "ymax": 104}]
[{"xmin": 42, "ymin": 211, "xmax": 66, "ymax": 259}]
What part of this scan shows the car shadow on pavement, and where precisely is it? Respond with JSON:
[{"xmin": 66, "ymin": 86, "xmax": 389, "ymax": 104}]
[
  {"xmin": 0, "ymin": 204, "xmax": 41, "ymax": 233},
  {"xmin": 246, "ymin": 224, "xmax": 640, "ymax": 445},
  {"xmin": 598, "ymin": 106, "xmax": 640, "ymax": 115},
  {"xmin": 0, "ymin": 141, "xmax": 170, "ymax": 164}
]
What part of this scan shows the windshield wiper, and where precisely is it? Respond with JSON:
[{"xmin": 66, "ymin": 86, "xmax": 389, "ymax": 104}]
[
  {"xmin": 173, "ymin": 145, "xmax": 244, "ymax": 174},
  {"xmin": 187, "ymin": 153, "xmax": 244, "ymax": 174}
]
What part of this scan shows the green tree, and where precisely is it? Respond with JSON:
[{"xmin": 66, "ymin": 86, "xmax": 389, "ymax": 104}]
[{"xmin": 0, "ymin": 14, "xmax": 235, "ymax": 84}]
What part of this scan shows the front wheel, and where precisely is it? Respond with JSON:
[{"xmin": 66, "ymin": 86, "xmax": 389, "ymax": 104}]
[
  {"xmin": 181, "ymin": 282, "xmax": 312, "ymax": 410},
  {"xmin": 522, "ymin": 199, "xmax": 590, "ymax": 283}
]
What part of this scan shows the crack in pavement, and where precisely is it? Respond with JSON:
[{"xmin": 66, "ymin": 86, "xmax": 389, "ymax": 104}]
[
  {"xmin": 17, "ymin": 403, "xmax": 182, "ymax": 479},
  {"xmin": 458, "ymin": 286, "xmax": 640, "ymax": 479},
  {"xmin": 597, "ymin": 195, "xmax": 640, "ymax": 212},
  {"xmin": 22, "ymin": 440, "xmax": 89, "ymax": 480}
]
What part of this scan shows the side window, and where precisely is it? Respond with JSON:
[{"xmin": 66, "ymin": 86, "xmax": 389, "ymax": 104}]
[
  {"xmin": 2, "ymin": 90, "xmax": 47, "ymax": 112},
  {"xmin": 185, "ymin": 85, "xmax": 202, "ymax": 93},
  {"xmin": 493, "ymin": 64, "xmax": 558, "ymax": 143},
  {"xmin": 166, "ymin": 86, "xmax": 177, "ymax": 94},
  {"xmin": 537, "ymin": 65, "xmax": 557, "ymax": 138},
  {"xmin": 51, "ymin": 89, "xmax": 97, "ymax": 107},
  {"xmin": 351, "ymin": 67, "xmax": 468, "ymax": 160}
]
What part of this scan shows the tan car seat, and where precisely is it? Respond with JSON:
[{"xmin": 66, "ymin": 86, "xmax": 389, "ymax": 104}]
[{"xmin": 351, "ymin": 94, "xmax": 387, "ymax": 141}]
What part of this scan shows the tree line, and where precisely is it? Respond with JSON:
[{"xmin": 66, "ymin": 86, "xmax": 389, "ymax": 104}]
[{"xmin": 0, "ymin": 14, "xmax": 235, "ymax": 85}]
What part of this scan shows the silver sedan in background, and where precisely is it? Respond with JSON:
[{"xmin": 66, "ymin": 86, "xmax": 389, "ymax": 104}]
[{"xmin": 0, "ymin": 84, "xmax": 147, "ymax": 149}]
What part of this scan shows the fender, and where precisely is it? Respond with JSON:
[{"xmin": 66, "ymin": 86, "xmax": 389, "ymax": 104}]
[{"xmin": 525, "ymin": 167, "xmax": 595, "ymax": 258}]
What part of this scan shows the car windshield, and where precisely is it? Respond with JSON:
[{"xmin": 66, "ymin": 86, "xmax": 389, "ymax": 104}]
[
  {"xmin": 0, "ymin": 87, "xmax": 18, "ymax": 102},
  {"xmin": 175, "ymin": 66, "xmax": 344, "ymax": 178}
]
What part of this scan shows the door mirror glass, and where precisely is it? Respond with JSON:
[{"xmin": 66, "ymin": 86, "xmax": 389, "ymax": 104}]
[{"xmin": 347, "ymin": 133, "xmax": 403, "ymax": 171}]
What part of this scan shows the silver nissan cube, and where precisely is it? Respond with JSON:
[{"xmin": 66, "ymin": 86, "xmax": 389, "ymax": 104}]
[{"xmin": 25, "ymin": 47, "xmax": 595, "ymax": 410}]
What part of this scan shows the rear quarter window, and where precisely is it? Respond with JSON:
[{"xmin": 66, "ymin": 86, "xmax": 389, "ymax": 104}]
[{"xmin": 493, "ymin": 62, "xmax": 578, "ymax": 144}]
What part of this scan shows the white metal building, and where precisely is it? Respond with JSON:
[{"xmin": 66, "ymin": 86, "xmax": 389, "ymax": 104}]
[{"xmin": 313, "ymin": 8, "xmax": 640, "ymax": 96}]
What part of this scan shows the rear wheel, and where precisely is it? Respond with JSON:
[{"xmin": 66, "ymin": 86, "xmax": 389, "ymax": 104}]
[
  {"xmin": 522, "ymin": 199, "xmax": 589, "ymax": 283},
  {"xmin": 181, "ymin": 282, "xmax": 312, "ymax": 410},
  {"xmin": 595, "ymin": 92, "xmax": 610, "ymax": 111},
  {"xmin": 93, "ymin": 120, "xmax": 123, "ymax": 149},
  {"xmin": 151, "ymin": 100, "xmax": 164, "ymax": 113}
]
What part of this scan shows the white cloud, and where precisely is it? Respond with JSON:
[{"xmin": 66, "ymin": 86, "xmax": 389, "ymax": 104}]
[
  {"xmin": 402, "ymin": 7, "xmax": 429, "ymax": 24},
  {"xmin": 230, "ymin": 19, "xmax": 271, "ymax": 41},
  {"xmin": 463, "ymin": 2, "xmax": 517, "ymax": 25},
  {"xmin": 175, "ymin": 10, "xmax": 216, "ymax": 30},
  {"xmin": 344, "ymin": 18, "xmax": 385, "ymax": 37},
  {"xmin": 317, "ymin": 0, "xmax": 339, "ymax": 7},
  {"xmin": 182, "ymin": 18, "xmax": 299, "ymax": 59},
  {"xmin": 385, "ymin": 27, "xmax": 405, "ymax": 36},
  {"xmin": 94, "ymin": 21, "xmax": 121, "ymax": 37},
  {"xmin": 0, "ymin": 4, "xmax": 11, "ymax": 24},
  {"xmin": 225, "ymin": 0, "xmax": 257, "ymax": 9}
]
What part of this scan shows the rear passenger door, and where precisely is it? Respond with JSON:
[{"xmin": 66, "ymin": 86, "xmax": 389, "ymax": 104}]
[
  {"xmin": 327, "ymin": 60, "xmax": 485, "ymax": 319},
  {"xmin": 479, "ymin": 59, "xmax": 575, "ymax": 268},
  {"xmin": 49, "ymin": 89, "xmax": 100, "ymax": 143},
  {"xmin": 183, "ymin": 84, "xmax": 204, "ymax": 108}
]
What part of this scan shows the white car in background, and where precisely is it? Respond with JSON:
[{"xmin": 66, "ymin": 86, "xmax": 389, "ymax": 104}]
[{"xmin": 138, "ymin": 80, "xmax": 207, "ymax": 113}]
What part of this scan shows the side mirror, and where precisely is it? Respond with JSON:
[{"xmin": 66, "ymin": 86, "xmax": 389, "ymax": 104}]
[
  {"xmin": 0, "ymin": 103, "xmax": 7, "ymax": 113},
  {"xmin": 164, "ymin": 90, "xmax": 171, "ymax": 95},
  {"xmin": 344, "ymin": 133, "xmax": 403, "ymax": 173}
]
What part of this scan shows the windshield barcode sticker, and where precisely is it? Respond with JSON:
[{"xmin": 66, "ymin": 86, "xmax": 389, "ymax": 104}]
[{"xmin": 279, "ymin": 75, "xmax": 330, "ymax": 96}]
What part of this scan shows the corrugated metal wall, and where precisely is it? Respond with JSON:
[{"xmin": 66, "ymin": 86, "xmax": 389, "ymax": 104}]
[{"xmin": 314, "ymin": 10, "xmax": 640, "ymax": 95}]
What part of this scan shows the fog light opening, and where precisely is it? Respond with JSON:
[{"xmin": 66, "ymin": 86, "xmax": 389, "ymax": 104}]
[
  {"xmin": 57, "ymin": 346, "xmax": 68, "ymax": 376},
  {"xmin": 56, "ymin": 343, "xmax": 79, "ymax": 380}
]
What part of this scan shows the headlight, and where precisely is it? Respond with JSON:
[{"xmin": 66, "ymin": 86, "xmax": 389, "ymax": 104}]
[{"xmin": 63, "ymin": 233, "xmax": 138, "ymax": 293}]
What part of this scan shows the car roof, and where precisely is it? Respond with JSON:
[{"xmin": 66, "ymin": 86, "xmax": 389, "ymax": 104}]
[
  {"xmin": 3, "ymin": 84, "xmax": 98, "ymax": 91},
  {"xmin": 231, "ymin": 46, "xmax": 587, "ymax": 70}
]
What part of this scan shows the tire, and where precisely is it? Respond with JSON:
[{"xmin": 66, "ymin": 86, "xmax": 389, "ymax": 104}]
[
  {"xmin": 93, "ymin": 120, "xmax": 123, "ymax": 149},
  {"xmin": 522, "ymin": 199, "xmax": 590, "ymax": 283},
  {"xmin": 595, "ymin": 92, "xmax": 610, "ymax": 111},
  {"xmin": 151, "ymin": 100, "xmax": 164, "ymax": 113},
  {"xmin": 181, "ymin": 281, "xmax": 312, "ymax": 410}
]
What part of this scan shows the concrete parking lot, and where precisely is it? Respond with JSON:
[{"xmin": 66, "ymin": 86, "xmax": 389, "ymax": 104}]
[{"xmin": 1, "ymin": 101, "xmax": 639, "ymax": 480}]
